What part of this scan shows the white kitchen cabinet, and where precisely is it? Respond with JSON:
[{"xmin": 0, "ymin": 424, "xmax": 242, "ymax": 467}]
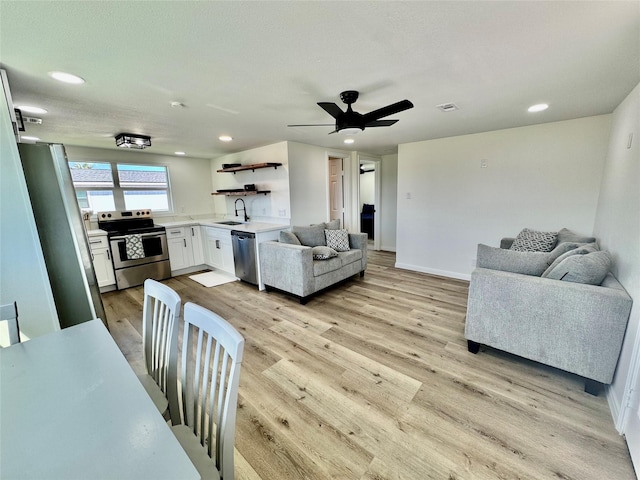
[
  {"xmin": 203, "ymin": 227, "xmax": 234, "ymax": 274},
  {"xmin": 167, "ymin": 225, "xmax": 205, "ymax": 273},
  {"xmin": 189, "ymin": 225, "xmax": 204, "ymax": 265},
  {"xmin": 88, "ymin": 233, "xmax": 115, "ymax": 290}
]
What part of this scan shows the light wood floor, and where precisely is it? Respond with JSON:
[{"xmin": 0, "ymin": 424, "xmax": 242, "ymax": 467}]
[{"xmin": 103, "ymin": 250, "xmax": 635, "ymax": 480}]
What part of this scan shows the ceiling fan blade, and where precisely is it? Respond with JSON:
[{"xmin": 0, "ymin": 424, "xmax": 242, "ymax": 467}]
[
  {"xmin": 364, "ymin": 119, "xmax": 398, "ymax": 127},
  {"xmin": 317, "ymin": 102, "xmax": 344, "ymax": 119},
  {"xmin": 288, "ymin": 124, "xmax": 335, "ymax": 127},
  {"xmin": 362, "ymin": 99, "xmax": 414, "ymax": 122}
]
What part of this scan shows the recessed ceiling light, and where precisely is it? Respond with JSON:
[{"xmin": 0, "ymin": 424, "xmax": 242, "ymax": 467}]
[
  {"xmin": 219, "ymin": 135, "xmax": 233, "ymax": 142},
  {"xmin": 344, "ymin": 138, "xmax": 355, "ymax": 144},
  {"xmin": 49, "ymin": 71, "xmax": 85, "ymax": 84},
  {"xmin": 528, "ymin": 103, "xmax": 549, "ymax": 113},
  {"xmin": 21, "ymin": 136, "xmax": 40, "ymax": 141},
  {"xmin": 170, "ymin": 102, "xmax": 185, "ymax": 108},
  {"xmin": 17, "ymin": 105, "xmax": 48, "ymax": 114},
  {"xmin": 175, "ymin": 151, "xmax": 186, "ymax": 156}
]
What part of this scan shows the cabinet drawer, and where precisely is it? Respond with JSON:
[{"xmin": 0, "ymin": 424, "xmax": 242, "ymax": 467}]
[
  {"xmin": 166, "ymin": 227, "xmax": 186, "ymax": 238},
  {"xmin": 88, "ymin": 235, "xmax": 109, "ymax": 250}
]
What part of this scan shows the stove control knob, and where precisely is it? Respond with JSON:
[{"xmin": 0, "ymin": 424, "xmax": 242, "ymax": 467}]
[
  {"xmin": 136, "ymin": 211, "xmax": 140, "ymax": 216},
  {"xmin": 107, "ymin": 213, "xmax": 112, "ymax": 218}
]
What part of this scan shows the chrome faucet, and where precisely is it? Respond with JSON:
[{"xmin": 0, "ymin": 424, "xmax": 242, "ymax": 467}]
[{"xmin": 234, "ymin": 198, "xmax": 249, "ymax": 222}]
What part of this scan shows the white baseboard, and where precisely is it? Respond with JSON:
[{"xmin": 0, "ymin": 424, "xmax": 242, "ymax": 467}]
[
  {"xmin": 394, "ymin": 262, "xmax": 471, "ymax": 282},
  {"xmin": 379, "ymin": 245, "xmax": 396, "ymax": 252}
]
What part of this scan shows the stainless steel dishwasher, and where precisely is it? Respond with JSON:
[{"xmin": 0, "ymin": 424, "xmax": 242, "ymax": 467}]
[{"xmin": 231, "ymin": 230, "xmax": 257, "ymax": 285}]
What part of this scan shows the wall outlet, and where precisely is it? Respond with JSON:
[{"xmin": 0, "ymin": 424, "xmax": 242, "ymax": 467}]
[
  {"xmin": 406, "ymin": 192, "xmax": 412, "ymax": 200},
  {"xmin": 262, "ymin": 208, "xmax": 266, "ymax": 215},
  {"xmin": 279, "ymin": 209, "xmax": 286, "ymax": 217},
  {"xmin": 471, "ymin": 258, "xmax": 477, "ymax": 267},
  {"xmin": 480, "ymin": 159, "xmax": 488, "ymax": 168}
]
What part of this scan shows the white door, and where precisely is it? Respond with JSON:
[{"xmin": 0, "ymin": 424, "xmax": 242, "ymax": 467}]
[
  {"xmin": 329, "ymin": 157, "xmax": 343, "ymax": 226},
  {"xmin": 622, "ymin": 343, "xmax": 640, "ymax": 473}
]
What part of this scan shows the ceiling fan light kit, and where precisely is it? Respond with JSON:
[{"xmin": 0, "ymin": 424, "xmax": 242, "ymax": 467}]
[
  {"xmin": 288, "ymin": 90, "xmax": 414, "ymax": 134},
  {"xmin": 115, "ymin": 133, "xmax": 151, "ymax": 149}
]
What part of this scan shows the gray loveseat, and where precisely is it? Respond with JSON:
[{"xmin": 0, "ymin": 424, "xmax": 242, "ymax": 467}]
[
  {"xmin": 465, "ymin": 228, "xmax": 633, "ymax": 395},
  {"xmin": 259, "ymin": 221, "xmax": 367, "ymax": 304}
]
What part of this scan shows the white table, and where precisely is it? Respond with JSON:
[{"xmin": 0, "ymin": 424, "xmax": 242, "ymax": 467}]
[{"xmin": 0, "ymin": 320, "xmax": 200, "ymax": 480}]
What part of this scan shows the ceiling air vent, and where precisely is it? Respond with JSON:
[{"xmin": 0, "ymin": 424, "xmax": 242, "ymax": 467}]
[{"xmin": 436, "ymin": 103, "xmax": 459, "ymax": 112}]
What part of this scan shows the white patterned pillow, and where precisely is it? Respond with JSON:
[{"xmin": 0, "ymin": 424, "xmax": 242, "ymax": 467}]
[
  {"xmin": 312, "ymin": 246, "xmax": 338, "ymax": 260},
  {"xmin": 510, "ymin": 228, "xmax": 558, "ymax": 252},
  {"xmin": 324, "ymin": 229, "xmax": 350, "ymax": 252}
]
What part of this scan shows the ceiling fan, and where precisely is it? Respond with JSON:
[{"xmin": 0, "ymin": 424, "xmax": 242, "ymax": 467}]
[{"xmin": 288, "ymin": 90, "xmax": 414, "ymax": 134}]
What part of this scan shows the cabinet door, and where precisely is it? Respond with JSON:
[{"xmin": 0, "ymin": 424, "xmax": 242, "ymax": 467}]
[
  {"xmin": 92, "ymin": 248, "xmax": 116, "ymax": 287},
  {"xmin": 167, "ymin": 236, "xmax": 190, "ymax": 271},
  {"xmin": 220, "ymin": 240, "xmax": 235, "ymax": 274},
  {"xmin": 190, "ymin": 226, "xmax": 204, "ymax": 265},
  {"xmin": 205, "ymin": 233, "xmax": 224, "ymax": 269}
]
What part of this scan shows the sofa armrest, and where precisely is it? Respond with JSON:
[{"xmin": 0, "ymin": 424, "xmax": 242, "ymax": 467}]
[
  {"xmin": 258, "ymin": 241, "xmax": 314, "ymax": 297},
  {"xmin": 465, "ymin": 268, "xmax": 632, "ymax": 383},
  {"xmin": 500, "ymin": 237, "xmax": 515, "ymax": 249}
]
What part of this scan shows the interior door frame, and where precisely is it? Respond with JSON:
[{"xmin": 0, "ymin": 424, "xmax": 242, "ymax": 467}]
[{"xmin": 325, "ymin": 150, "xmax": 351, "ymax": 230}]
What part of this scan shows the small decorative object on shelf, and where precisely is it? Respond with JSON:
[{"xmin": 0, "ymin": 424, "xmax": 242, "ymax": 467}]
[{"xmin": 217, "ymin": 162, "xmax": 282, "ymax": 174}]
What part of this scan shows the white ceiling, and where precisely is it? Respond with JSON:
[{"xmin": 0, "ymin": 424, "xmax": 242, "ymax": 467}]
[{"xmin": 1, "ymin": 1, "xmax": 638, "ymax": 159}]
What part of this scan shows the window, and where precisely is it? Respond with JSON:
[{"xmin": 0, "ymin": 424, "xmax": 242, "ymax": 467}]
[{"xmin": 68, "ymin": 161, "xmax": 172, "ymax": 214}]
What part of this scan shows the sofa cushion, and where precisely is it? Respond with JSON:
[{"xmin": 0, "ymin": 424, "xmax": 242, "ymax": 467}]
[
  {"xmin": 313, "ymin": 256, "xmax": 342, "ymax": 276},
  {"xmin": 544, "ymin": 250, "xmax": 611, "ymax": 285},
  {"xmin": 477, "ymin": 244, "xmax": 550, "ymax": 276},
  {"xmin": 325, "ymin": 229, "xmax": 350, "ymax": 252},
  {"xmin": 557, "ymin": 228, "xmax": 596, "ymax": 245},
  {"xmin": 279, "ymin": 231, "xmax": 301, "ymax": 245},
  {"xmin": 337, "ymin": 249, "xmax": 363, "ymax": 266},
  {"xmin": 541, "ymin": 243, "xmax": 599, "ymax": 277},
  {"xmin": 325, "ymin": 219, "xmax": 341, "ymax": 230},
  {"xmin": 292, "ymin": 224, "xmax": 326, "ymax": 246},
  {"xmin": 311, "ymin": 246, "xmax": 338, "ymax": 260},
  {"xmin": 510, "ymin": 228, "xmax": 558, "ymax": 252}
]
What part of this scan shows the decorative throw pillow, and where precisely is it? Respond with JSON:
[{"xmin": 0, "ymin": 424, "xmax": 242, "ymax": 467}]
[
  {"xmin": 312, "ymin": 246, "xmax": 338, "ymax": 260},
  {"xmin": 545, "ymin": 242, "xmax": 583, "ymax": 267},
  {"xmin": 279, "ymin": 231, "xmax": 301, "ymax": 245},
  {"xmin": 291, "ymin": 224, "xmax": 326, "ymax": 247},
  {"xmin": 544, "ymin": 250, "xmax": 611, "ymax": 285},
  {"xmin": 556, "ymin": 228, "xmax": 596, "ymax": 245},
  {"xmin": 541, "ymin": 243, "xmax": 599, "ymax": 277},
  {"xmin": 325, "ymin": 229, "xmax": 350, "ymax": 252},
  {"xmin": 510, "ymin": 228, "xmax": 558, "ymax": 252},
  {"xmin": 476, "ymin": 244, "xmax": 550, "ymax": 276}
]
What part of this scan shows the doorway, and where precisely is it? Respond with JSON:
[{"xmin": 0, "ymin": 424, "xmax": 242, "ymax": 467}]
[
  {"xmin": 328, "ymin": 157, "xmax": 344, "ymax": 228},
  {"xmin": 358, "ymin": 157, "xmax": 381, "ymax": 250}
]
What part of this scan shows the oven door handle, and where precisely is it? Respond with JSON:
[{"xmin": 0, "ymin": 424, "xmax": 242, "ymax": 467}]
[{"xmin": 110, "ymin": 232, "xmax": 166, "ymax": 241}]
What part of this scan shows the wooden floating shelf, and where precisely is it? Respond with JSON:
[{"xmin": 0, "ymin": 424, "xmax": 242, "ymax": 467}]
[
  {"xmin": 211, "ymin": 190, "xmax": 271, "ymax": 196},
  {"xmin": 217, "ymin": 162, "xmax": 282, "ymax": 173}
]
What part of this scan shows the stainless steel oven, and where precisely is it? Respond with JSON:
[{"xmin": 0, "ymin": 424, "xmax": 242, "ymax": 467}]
[{"xmin": 97, "ymin": 210, "xmax": 171, "ymax": 290}]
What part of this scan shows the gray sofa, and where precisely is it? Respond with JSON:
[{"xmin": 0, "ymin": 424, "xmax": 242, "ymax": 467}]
[
  {"xmin": 259, "ymin": 222, "xmax": 367, "ymax": 304},
  {"xmin": 465, "ymin": 229, "xmax": 633, "ymax": 395}
]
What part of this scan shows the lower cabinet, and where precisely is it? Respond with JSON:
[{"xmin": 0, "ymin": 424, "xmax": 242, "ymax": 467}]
[
  {"xmin": 88, "ymin": 234, "xmax": 115, "ymax": 290},
  {"xmin": 166, "ymin": 225, "xmax": 205, "ymax": 272},
  {"xmin": 203, "ymin": 227, "xmax": 234, "ymax": 274}
]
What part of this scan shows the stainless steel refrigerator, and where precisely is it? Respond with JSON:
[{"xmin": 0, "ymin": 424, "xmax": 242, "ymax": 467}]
[{"xmin": 17, "ymin": 143, "xmax": 107, "ymax": 330}]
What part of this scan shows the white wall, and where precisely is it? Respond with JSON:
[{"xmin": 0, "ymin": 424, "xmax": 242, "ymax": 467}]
[
  {"xmin": 211, "ymin": 142, "xmax": 290, "ymax": 223},
  {"xmin": 65, "ymin": 146, "xmax": 215, "ymax": 221},
  {"xmin": 593, "ymin": 83, "xmax": 640, "ymax": 430},
  {"xmin": 380, "ymin": 154, "xmax": 398, "ymax": 252},
  {"xmin": 288, "ymin": 142, "xmax": 342, "ymax": 226},
  {"xmin": 359, "ymin": 168, "xmax": 375, "ymax": 206},
  {"xmin": 396, "ymin": 115, "xmax": 612, "ymax": 279},
  {"xmin": 1, "ymin": 90, "xmax": 59, "ymax": 339}
]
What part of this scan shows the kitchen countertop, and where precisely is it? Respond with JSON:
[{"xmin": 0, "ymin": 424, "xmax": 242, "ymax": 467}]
[
  {"xmin": 158, "ymin": 219, "xmax": 289, "ymax": 233},
  {"xmin": 87, "ymin": 229, "xmax": 107, "ymax": 237}
]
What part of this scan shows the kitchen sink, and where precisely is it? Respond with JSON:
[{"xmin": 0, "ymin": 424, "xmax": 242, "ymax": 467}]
[{"xmin": 214, "ymin": 221, "xmax": 244, "ymax": 225}]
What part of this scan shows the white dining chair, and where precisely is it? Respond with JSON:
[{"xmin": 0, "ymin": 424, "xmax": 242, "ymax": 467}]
[
  {"xmin": 0, "ymin": 301, "xmax": 20, "ymax": 346},
  {"xmin": 170, "ymin": 302, "xmax": 245, "ymax": 480},
  {"xmin": 139, "ymin": 279, "xmax": 181, "ymax": 417}
]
